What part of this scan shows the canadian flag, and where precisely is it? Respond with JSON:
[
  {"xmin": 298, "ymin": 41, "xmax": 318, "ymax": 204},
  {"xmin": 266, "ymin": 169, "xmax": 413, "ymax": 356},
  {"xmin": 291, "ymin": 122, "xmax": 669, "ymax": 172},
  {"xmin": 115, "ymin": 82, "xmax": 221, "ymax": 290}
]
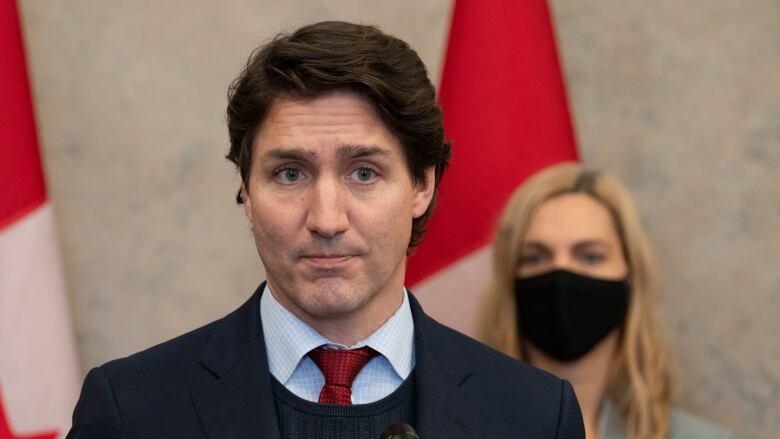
[
  {"xmin": 409, "ymin": 0, "xmax": 579, "ymax": 335},
  {"xmin": 0, "ymin": 1, "xmax": 80, "ymax": 438}
]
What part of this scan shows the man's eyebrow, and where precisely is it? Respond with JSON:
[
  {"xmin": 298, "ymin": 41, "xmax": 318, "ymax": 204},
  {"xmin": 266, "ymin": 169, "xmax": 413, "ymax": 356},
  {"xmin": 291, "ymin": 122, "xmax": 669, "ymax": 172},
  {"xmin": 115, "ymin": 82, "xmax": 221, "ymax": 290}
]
[
  {"xmin": 259, "ymin": 145, "xmax": 390, "ymax": 161},
  {"xmin": 260, "ymin": 147, "xmax": 318, "ymax": 161},
  {"xmin": 337, "ymin": 144, "xmax": 390, "ymax": 159}
]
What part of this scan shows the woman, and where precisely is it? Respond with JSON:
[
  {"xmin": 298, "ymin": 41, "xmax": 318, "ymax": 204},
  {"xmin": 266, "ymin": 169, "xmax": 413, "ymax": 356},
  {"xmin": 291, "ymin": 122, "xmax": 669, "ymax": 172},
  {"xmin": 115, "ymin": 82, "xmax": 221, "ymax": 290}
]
[{"xmin": 478, "ymin": 163, "xmax": 729, "ymax": 439}]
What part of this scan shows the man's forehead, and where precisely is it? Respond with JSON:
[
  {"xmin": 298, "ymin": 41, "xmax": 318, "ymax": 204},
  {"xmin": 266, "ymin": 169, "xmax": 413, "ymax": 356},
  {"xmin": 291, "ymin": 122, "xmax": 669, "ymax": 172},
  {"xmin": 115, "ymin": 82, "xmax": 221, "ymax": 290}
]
[
  {"xmin": 253, "ymin": 92, "xmax": 403, "ymax": 162},
  {"xmin": 266, "ymin": 91, "xmax": 378, "ymax": 120}
]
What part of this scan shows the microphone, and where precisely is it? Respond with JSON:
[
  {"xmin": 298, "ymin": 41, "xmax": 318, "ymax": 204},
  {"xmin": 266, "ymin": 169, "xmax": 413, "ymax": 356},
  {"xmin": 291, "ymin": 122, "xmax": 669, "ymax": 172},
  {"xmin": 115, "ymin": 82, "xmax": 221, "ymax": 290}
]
[{"xmin": 380, "ymin": 423, "xmax": 420, "ymax": 439}]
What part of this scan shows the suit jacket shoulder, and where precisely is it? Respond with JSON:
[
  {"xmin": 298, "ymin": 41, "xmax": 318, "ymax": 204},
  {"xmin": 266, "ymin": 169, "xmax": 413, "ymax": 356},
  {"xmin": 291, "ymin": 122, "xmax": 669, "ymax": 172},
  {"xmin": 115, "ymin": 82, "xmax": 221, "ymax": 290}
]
[
  {"xmin": 68, "ymin": 290, "xmax": 267, "ymax": 439},
  {"xmin": 409, "ymin": 294, "xmax": 584, "ymax": 438}
]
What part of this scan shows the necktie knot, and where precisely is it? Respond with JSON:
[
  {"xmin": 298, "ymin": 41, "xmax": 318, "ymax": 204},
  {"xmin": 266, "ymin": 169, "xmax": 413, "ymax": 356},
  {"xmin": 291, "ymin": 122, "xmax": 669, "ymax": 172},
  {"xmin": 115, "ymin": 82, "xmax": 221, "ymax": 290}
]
[{"xmin": 308, "ymin": 346, "xmax": 378, "ymax": 404}]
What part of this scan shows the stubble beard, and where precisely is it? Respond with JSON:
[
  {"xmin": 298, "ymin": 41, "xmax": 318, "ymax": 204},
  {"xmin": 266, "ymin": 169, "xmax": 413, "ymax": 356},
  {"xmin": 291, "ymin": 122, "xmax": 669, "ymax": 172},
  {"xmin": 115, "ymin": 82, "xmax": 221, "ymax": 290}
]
[
  {"xmin": 264, "ymin": 251, "xmax": 407, "ymax": 334},
  {"xmin": 263, "ymin": 254, "xmax": 372, "ymax": 315}
]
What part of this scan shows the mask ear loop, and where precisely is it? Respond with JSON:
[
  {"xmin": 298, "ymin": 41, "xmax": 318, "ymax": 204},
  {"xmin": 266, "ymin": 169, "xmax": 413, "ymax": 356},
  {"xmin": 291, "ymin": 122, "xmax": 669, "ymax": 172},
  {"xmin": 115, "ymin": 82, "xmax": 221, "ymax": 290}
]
[{"xmin": 513, "ymin": 275, "xmax": 530, "ymax": 362}]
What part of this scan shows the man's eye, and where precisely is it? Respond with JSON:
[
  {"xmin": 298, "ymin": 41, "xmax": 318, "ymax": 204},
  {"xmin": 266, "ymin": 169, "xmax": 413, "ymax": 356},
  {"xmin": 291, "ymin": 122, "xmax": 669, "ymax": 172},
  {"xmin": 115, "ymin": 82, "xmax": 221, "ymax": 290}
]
[
  {"xmin": 352, "ymin": 167, "xmax": 376, "ymax": 182},
  {"xmin": 276, "ymin": 168, "xmax": 302, "ymax": 183}
]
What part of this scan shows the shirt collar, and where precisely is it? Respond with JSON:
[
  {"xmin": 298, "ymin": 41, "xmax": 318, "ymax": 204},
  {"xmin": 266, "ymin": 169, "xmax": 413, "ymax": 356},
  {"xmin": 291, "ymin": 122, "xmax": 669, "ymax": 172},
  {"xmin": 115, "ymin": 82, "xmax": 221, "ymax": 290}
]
[{"xmin": 260, "ymin": 284, "xmax": 415, "ymax": 384}]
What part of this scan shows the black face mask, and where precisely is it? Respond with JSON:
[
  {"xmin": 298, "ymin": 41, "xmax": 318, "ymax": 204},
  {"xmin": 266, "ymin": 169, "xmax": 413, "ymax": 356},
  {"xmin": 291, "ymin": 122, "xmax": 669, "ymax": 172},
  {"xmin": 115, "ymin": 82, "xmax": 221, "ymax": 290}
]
[{"xmin": 514, "ymin": 269, "xmax": 630, "ymax": 362}]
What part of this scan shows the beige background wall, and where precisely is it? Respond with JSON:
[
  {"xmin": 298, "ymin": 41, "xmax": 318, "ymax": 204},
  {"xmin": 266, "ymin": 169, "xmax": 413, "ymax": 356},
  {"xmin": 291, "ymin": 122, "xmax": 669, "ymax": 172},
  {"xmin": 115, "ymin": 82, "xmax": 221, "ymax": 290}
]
[{"xmin": 18, "ymin": 1, "xmax": 778, "ymax": 437}]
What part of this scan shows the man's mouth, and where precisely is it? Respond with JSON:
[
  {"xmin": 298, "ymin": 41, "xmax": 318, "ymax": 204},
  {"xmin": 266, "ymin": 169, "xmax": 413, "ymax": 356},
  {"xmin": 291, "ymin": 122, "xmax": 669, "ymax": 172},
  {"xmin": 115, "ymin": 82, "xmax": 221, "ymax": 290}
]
[{"xmin": 301, "ymin": 254, "xmax": 356, "ymax": 269}]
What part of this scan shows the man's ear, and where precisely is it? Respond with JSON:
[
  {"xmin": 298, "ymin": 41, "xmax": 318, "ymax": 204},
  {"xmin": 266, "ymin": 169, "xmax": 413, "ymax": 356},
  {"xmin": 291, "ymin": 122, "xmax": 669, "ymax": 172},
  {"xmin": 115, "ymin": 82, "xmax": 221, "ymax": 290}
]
[
  {"xmin": 240, "ymin": 183, "xmax": 253, "ymax": 223},
  {"xmin": 412, "ymin": 166, "xmax": 436, "ymax": 219}
]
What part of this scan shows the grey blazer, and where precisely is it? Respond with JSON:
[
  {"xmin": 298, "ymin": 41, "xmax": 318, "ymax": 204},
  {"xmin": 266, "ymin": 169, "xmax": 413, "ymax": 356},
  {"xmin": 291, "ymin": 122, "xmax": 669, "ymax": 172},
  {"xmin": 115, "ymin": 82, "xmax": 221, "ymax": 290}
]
[{"xmin": 599, "ymin": 399, "xmax": 731, "ymax": 439}]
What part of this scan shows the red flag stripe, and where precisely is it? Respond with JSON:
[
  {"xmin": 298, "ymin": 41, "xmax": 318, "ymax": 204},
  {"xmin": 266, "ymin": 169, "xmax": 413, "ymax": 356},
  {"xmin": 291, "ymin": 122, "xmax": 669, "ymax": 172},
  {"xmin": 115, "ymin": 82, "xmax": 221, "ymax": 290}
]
[
  {"xmin": 0, "ymin": 0, "xmax": 47, "ymax": 232},
  {"xmin": 0, "ymin": 387, "xmax": 56, "ymax": 439},
  {"xmin": 407, "ymin": 0, "xmax": 579, "ymax": 285}
]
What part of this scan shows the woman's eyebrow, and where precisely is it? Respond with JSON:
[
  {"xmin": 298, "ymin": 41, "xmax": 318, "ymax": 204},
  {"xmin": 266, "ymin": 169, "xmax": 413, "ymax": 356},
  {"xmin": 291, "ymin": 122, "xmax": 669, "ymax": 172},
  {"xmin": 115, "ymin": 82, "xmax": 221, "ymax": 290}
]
[
  {"xmin": 521, "ymin": 241, "xmax": 551, "ymax": 252},
  {"xmin": 573, "ymin": 240, "xmax": 610, "ymax": 249}
]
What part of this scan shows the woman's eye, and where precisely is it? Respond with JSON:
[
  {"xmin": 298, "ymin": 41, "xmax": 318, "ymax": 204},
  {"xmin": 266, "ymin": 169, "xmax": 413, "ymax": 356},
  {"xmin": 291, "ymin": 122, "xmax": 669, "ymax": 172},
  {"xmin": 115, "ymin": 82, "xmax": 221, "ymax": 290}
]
[
  {"xmin": 581, "ymin": 252, "xmax": 605, "ymax": 264},
  {"xmin": 352, "ymin": 167, "xmax": 376, "ymax": 182},
  {"xmin": 520, "ymin": 254, "xmax": 544, "ymax": 265}
]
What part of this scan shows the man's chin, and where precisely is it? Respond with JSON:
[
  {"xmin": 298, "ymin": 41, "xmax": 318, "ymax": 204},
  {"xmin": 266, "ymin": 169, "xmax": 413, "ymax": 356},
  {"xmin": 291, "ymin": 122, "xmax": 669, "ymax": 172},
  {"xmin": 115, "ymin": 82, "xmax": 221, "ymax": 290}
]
[{"xmin": 298, "ymin": 280, "xmax": 371, "ymax": 314}]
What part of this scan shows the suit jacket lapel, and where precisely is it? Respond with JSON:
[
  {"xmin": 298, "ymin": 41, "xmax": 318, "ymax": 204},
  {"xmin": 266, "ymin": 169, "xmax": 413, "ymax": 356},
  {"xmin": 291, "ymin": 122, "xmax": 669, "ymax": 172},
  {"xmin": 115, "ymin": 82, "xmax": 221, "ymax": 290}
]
[
  {"xmin": 191, "ymin": 284, "xmax": 282, "ymax": 439},
  {"xmin": 409, "ymin": 293, "xmax": 488, "ymax": 439}
]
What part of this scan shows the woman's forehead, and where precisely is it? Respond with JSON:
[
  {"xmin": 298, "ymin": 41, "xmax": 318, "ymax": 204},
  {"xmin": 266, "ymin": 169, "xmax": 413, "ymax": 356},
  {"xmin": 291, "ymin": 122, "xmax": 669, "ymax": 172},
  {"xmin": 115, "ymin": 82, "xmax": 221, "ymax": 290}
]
[{"xmin": 524, "ymin": 193, "xmax": 621, "ymax": 245}]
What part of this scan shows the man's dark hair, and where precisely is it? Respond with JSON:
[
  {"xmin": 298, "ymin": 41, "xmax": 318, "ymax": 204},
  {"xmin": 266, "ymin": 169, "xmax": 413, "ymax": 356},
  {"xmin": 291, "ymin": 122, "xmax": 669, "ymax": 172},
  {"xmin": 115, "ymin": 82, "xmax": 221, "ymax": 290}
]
[{"xmin": 225, "ymin": 21, "xmax": 451, "ymax": 249}]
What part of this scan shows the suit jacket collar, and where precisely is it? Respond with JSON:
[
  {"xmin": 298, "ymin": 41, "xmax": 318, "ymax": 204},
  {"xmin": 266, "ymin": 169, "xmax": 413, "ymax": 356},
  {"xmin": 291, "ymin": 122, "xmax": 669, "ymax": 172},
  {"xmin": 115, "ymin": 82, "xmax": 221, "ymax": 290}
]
[
  {"xmin": 191, "ymin": 283, "xmax": 487, "ymax": 439},
  {"xmin": 191, "ymin": 284, "xmax": 280, "ymax": 439},
  {"xmin": 409, "ymin": 292, "xmax": 488, "ymax": 438}
]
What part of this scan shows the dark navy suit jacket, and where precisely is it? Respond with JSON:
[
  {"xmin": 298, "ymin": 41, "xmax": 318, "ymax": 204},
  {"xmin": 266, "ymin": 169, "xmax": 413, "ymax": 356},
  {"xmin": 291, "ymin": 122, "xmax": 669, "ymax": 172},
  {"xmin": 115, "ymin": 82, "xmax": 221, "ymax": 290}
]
[{"xmin": 68, "ymin": 284, "xmax": 584, "ymax": 438}]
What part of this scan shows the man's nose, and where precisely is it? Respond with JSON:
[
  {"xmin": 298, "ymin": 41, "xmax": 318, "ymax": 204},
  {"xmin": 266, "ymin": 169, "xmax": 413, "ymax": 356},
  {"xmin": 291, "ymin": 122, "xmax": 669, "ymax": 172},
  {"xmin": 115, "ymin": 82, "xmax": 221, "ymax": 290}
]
[{"xmin": 305, "ymin": 176, "xmax": 349, "ymax": 238}]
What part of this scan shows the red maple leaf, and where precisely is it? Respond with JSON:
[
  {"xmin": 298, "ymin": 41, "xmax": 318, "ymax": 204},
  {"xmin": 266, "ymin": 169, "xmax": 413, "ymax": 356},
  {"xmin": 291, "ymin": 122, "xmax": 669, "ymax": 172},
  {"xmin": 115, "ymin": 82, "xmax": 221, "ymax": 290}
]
[{"xmin": 0, "ymin": 390, "xmax": 57, "ymax": 439}]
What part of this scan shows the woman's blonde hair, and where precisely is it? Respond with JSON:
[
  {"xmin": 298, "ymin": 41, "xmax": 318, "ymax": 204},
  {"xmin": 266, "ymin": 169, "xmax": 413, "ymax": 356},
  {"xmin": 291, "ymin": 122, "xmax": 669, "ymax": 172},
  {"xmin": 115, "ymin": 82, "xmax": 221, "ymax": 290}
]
[{"xmin": 478, "ymin": 162, "xmax": 673, "ymax": 439}]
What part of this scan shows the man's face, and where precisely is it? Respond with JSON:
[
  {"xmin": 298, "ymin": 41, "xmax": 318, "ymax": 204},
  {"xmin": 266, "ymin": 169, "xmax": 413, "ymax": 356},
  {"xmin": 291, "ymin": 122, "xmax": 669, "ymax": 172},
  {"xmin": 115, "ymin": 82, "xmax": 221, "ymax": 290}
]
[{"xmin": 242, "ymin": 91, "xmax": 435, "ymax": 333}]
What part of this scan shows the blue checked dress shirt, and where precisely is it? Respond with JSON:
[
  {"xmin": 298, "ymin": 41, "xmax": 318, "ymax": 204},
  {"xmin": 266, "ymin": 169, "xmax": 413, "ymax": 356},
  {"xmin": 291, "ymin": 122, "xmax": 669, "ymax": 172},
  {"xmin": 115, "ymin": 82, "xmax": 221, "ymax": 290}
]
[{"xmin": 260, "ymin": 284, "xmax": 415, "ymax": 404}]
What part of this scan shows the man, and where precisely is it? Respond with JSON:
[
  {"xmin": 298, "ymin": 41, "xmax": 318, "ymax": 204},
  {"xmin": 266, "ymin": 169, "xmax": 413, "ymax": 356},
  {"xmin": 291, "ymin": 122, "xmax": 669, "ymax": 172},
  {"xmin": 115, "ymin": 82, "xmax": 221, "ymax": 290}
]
[{"xmin": 68, "ymin": 21, "xmax": 584, "ymax": 438}]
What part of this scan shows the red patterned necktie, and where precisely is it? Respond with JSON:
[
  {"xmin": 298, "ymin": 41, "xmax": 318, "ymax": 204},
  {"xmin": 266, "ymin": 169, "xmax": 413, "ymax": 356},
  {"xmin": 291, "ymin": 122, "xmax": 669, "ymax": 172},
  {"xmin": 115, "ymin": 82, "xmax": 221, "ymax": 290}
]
[{"xmin": 308, "ymin": 346, "xmax": 379, "ymax": 405}]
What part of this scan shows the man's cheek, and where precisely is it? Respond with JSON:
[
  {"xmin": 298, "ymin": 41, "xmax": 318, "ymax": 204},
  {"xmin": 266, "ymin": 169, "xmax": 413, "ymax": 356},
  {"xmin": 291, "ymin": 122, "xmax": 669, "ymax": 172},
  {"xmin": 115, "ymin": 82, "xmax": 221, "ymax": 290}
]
[{"xmin": 253, "ymin": 220, "xmax": 290, "ymax": 255}]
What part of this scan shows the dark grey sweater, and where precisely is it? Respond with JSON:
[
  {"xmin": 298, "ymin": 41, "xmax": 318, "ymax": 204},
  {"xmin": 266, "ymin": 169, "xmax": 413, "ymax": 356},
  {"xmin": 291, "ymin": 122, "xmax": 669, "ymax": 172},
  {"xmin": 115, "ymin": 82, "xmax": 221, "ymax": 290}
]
[{"xmin": 271, "ymin": 372, "xmax": 416, "ymax": 439}]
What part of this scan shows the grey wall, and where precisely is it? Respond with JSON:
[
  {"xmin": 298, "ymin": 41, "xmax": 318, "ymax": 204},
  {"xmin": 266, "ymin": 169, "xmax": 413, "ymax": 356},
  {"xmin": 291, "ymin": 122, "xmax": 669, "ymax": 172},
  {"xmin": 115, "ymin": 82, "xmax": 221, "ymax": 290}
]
[
  {"xmin": 18, "ymin": 1, "xmax": 778, "ymax": 437},
  {"xmin": 18, "ymin": 0, "xmax": 451, "ymax": 368},
  {"xmin": 550, "ymin": 1, "xmax": 780, "ymax": 436}
]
